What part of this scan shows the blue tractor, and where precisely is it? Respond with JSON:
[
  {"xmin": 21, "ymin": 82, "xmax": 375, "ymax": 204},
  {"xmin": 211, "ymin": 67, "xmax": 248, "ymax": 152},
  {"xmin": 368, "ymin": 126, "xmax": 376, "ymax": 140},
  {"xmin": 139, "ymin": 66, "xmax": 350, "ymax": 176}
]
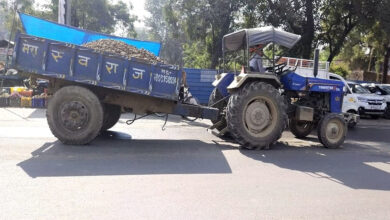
[{"xmin": 209, "ymin": 27, "xmax": 348, "ymax": 149}]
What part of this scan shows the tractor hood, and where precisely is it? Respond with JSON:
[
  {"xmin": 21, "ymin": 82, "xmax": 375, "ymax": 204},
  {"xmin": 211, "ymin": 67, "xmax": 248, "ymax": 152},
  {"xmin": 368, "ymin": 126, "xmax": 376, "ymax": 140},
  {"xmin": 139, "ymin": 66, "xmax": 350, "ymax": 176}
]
[{"xmin": 222, "ymin": 26, "xmax": 301, "ymax": 52}]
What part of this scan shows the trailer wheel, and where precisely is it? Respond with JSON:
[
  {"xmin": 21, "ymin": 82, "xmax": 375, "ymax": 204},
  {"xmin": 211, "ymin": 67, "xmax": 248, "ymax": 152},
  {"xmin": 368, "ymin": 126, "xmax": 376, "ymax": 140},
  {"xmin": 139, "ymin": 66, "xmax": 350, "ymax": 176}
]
[
  {"xmin": 226, "ymin": 82, "xmax": 287, "ymax": 149},
  {"xmin": 317, "ymin": 113, "xmax": 347, "ymax": 149},
  {"xmin": 101, "ymin": 104, "xmax": 121, "ymax": 131},
  {"xmin": 208, "ymin": 88, "xmax": 228, "ymax": 132},
  {"xmin": 289, "ymin": 118, "xmax": 314, "ymax": 138},
  {"xmin": 46, "ymin": 86, "xmax": 103, "ymax": 145}
]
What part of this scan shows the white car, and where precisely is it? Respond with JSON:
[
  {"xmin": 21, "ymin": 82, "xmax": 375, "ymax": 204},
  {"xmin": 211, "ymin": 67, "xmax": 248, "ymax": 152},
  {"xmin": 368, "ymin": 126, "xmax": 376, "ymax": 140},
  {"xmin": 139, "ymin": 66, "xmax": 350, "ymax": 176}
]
[
  {"xmin": 361, "ymin": 83, "xmax": 390, "ymax": 119},
  {"xmin": 328, "ymin": 73, "xmax": 386, "ymax": 119}
]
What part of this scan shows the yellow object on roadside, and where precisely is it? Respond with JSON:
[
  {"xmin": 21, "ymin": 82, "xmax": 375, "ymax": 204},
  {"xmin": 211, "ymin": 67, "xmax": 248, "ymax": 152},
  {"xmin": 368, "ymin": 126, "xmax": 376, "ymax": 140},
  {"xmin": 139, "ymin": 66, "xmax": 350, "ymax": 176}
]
[
  {"xmin": 21, "ymin": 97, "xmax": 32, "ymax": 108},
  {"xmin": 10, "ymin": 87, "xmax": 27, "ymax": 94}
]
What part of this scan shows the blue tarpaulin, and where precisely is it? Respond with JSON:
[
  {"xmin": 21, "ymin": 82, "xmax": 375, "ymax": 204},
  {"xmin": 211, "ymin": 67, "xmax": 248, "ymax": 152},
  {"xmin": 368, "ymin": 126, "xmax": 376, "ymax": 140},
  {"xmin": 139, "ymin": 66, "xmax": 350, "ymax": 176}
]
[{"xmin": 19, "ymin": 13, "xmax": 161, "ymax": 56}]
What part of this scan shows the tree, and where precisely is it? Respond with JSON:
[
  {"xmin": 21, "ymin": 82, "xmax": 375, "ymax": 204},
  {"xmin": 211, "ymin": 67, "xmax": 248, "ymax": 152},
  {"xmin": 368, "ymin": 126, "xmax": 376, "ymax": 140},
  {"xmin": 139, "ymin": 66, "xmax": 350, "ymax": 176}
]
[
  {"xmin": 145, "ymin": 0, "xmax": 184, "ymax": 65},
  {"xmin": 319, "ymin": 0, "xmax": 379, "ymax": 63},
  {"xmin": 261, "ymin": 0, "xmax": 321, "ymax": 59},
  {"xmin": 377, "ymin": 0, "xmax": 390, "ymax": 83},
  {"xmin": 43, "ymin": 0, "xmax": 137, "ymax": 37},
  {"xmin": 0, "ymin": 0, "xmax": 37, "ymax": 40},
  {"xmin": 176, "ymin": 0, "xmax": 243, "ymax": 68}
]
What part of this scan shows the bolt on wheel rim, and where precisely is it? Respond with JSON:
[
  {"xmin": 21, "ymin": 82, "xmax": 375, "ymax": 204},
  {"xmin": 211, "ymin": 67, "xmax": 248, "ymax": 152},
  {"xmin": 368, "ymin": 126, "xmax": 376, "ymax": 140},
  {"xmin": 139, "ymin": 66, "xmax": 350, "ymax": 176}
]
[{"xmin": 60, "ymin": 101, "xmax": 89, "ymax": 131}]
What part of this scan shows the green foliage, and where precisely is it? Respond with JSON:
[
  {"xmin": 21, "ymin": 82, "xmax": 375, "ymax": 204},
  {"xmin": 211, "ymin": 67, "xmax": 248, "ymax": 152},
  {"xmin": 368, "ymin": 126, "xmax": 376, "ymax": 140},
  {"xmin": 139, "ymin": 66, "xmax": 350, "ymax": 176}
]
[
  {"xmin": 330, "ymin": 62, "xmax": 350, "ymax": 77},
  {"xmin": 0, "ymin": 0, "xmax": 37, "ymax": 40},
  {"xmin": 43, "ymin": 0, "xmax": 137, "ymax": 36},
  {"xmin": 319, "ymin": 48, "xmax": 330, "ymax": 61},
  {"xmin": 146, "ymin": 0, "xmax": 243, "ymax": 68},
  {"xmin": 182, "ymin": 41, "xmax": 211, "ymax": 68},
  {"xmin": 145, "ymin": 0, "xmax": 184, "ymax": 65}
]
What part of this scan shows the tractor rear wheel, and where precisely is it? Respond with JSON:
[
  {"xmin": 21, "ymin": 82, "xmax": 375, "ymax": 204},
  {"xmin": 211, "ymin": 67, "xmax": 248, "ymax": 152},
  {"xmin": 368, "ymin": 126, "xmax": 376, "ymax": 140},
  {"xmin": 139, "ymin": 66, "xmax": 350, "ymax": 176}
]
[
  {"xmin": 226, "ymin": 82, "xmax": 287, "ymax": 150},
  {"xmin": 317, "ymin": 113, "xmax": 347, "ymax": 149},
  {"xmin": 101, "ymin": 104, "xmax": 121, "ymax": 131},
  {"xmin": 46, "ymin": 86, "xmax": 103, "ymax": 145},
  {"xmin": 289, "ymin": 118, "xmax": 314, "ymax": 138}
]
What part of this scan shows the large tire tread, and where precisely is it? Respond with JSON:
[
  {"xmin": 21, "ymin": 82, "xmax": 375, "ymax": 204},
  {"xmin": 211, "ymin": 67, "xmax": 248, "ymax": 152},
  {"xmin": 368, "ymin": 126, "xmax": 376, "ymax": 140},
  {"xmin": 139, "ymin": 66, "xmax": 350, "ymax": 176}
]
[
  {"xmin": 317, "ymin": 113, "xmax": 347, "ymax": 149},
  {"xmin": 290, "ymin": 119, "xmax": 314, "ymax": 138},
  {"xmin": 101, "ymin": 104, "xmax": 121, "ymax": 131},
  {"xmin": 208, "ymin": 88, "xmax": 228, "ymax": 132},
  {"xmin": 226, "ymin": 82, "xmax": 287, "ymax": 150},
  {"xmin": 46, "ymin": 86, "xmax": 103, "ymax": 145}
]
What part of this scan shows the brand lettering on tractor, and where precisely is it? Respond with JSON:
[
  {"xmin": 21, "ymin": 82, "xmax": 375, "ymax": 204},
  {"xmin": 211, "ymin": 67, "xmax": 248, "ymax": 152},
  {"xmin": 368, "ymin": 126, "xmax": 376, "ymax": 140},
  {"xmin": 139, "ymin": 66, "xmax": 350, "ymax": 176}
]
[
  {"xmin": 318, "ymin": 85, "xmax": 340, "ymax": 91},
  {"xmin": 133, "ymin": 68, "xmax": 145, "ymax": 79},
  {"xmin": 78, "ymin": 55, "xmax": 90, "ymax": 67},
  {"xmin": 51, "ymin": 50, "xmax": 64, "ymax": 62},
  {"xmin": 106, "ymin": 62, "xmax": 118, "ymax": 74},
  {"xmin": 22, "ymin": 43, "xmax": 38, "ymax": 57}
]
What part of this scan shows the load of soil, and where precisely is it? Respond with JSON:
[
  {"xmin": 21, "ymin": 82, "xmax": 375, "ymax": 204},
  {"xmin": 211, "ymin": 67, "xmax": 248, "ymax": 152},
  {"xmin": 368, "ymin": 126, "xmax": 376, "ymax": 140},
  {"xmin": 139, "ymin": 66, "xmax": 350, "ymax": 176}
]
[{"xmin": 82, "ymin": 39, "xmax": 162, "ymax": 64}]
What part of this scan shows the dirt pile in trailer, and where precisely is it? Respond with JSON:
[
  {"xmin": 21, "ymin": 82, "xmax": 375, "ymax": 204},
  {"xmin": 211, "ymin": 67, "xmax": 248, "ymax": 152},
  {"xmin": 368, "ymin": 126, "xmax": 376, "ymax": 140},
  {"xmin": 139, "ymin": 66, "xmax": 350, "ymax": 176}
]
[{"xmin": 82, "ymin": 39, "xmax": 162, "ymax": 64}]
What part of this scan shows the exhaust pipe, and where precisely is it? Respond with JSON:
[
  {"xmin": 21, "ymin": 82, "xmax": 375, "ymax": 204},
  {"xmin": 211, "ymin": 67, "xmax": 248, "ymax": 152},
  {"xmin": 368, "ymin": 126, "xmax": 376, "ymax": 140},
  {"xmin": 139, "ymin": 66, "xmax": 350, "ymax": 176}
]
[{"xmin": 313, "ymin": 48, "xmax": 319, "ymax": 78}]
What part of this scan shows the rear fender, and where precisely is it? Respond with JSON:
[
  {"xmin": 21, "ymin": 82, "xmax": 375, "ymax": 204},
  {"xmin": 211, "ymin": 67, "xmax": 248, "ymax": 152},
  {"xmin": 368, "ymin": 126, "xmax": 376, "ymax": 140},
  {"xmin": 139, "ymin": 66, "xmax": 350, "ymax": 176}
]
[{"xmin": 212, "ymin": 73, "xmax": 235, "ymax": 97}]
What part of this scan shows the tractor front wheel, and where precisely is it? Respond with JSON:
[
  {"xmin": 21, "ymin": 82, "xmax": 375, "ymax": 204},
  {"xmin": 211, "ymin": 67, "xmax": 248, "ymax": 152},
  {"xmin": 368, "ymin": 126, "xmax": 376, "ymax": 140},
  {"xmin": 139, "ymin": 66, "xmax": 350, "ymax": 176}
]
[
  {"xmin": 317, "ymin": 113, "xmax": 347, "ymax": 149},
  {"xmin": 226, "ymin": 82, "xmax": 287, "ymax": 150}
]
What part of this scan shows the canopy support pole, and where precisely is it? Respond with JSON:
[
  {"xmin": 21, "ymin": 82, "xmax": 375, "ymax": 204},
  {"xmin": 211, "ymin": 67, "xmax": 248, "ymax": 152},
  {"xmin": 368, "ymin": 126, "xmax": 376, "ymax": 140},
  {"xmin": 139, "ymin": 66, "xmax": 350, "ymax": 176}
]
[{"xmin": 246, "ymin": 29, "xmax": 250, "ymax": 71}]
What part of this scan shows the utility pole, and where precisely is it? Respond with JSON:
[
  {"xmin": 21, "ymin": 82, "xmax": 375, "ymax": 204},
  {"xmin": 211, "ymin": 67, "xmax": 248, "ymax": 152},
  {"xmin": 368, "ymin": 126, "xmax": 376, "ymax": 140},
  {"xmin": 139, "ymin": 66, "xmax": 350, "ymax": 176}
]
[{"xmin": 58, "ymin": 0, "xmax": 71, "ymax": 25}]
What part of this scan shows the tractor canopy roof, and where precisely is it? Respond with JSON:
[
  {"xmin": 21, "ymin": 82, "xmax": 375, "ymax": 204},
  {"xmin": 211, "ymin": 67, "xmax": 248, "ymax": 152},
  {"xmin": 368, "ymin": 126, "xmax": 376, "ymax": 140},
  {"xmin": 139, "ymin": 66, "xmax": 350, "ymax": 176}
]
[{"xmin": 222, "ymin": 26, "xmax": 301, "ymax": 52}]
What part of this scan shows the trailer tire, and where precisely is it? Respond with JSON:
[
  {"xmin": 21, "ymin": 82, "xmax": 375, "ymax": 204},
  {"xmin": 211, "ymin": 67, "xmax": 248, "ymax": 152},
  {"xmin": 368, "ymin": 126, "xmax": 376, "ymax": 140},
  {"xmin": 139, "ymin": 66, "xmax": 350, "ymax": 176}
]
[
  {"xmin": 289, "ymin": 118, "xmax": 314, "ymax": 138},
  {"xmin": 208, "ymin": 88, "xmax": 228, "ymax": 132},
  {"xmin": 226, "ymin": 82, "xmax": 286, "ymax": 150},
  {"xmin": 317, "ymin": 113, "xmax": 347, "ymax": 149},
  {"xmin": 101, "ymin": 104, "xmax": 121, "ymax": 131},
  {"xmin": 46, "ymin": 86, "xmax": 103, "ymax": 145}
]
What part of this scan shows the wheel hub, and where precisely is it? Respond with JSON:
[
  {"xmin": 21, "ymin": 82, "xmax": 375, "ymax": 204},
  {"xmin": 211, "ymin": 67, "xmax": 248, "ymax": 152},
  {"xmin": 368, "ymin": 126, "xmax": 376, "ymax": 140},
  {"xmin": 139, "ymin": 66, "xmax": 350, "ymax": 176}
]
[
  {"xmin": 60, "ymin": 101, "xmax": 89, "ymax": 131},
  {"xmin": 325, "ymin": 121, "xmax": 342, "ymax": 141},
  {"xmin": 245, "ymin": 101, "xmax": 271, "ymax": 133}
]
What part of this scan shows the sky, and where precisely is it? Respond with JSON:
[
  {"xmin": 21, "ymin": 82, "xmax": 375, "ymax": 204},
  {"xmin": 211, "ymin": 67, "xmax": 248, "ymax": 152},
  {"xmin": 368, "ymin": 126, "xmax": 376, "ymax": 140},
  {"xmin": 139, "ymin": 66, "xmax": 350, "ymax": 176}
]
[{"xmin": 129, "ymin": 0, "xmax": 150, "ymax": 27}]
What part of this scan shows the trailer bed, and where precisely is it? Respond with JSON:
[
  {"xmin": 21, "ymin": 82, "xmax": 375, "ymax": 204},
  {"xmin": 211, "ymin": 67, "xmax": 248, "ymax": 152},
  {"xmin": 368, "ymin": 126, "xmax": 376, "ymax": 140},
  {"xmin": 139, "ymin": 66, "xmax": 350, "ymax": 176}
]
[{"xmin": 12, "ymin": 33, "xmax": 181, "ymax": 101}]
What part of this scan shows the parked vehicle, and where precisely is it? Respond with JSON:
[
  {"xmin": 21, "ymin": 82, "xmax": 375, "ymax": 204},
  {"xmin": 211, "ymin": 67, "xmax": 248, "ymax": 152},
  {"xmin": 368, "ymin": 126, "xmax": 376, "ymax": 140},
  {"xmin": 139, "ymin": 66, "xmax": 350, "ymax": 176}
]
[
  {"xmin": 327, "ymin": 74, "xmax": 385, "ymax": 119},
  {"xmin": 361, "ymin": 83, "xmax": 390, "ymax": 119}
]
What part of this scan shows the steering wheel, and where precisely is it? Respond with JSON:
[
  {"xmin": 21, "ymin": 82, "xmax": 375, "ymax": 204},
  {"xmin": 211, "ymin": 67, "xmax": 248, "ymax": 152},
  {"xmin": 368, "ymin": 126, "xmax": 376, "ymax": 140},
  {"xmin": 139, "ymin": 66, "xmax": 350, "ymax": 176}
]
[{"xmin": 273, "ymin": 62, "xmax": 287, "ymax": 74}]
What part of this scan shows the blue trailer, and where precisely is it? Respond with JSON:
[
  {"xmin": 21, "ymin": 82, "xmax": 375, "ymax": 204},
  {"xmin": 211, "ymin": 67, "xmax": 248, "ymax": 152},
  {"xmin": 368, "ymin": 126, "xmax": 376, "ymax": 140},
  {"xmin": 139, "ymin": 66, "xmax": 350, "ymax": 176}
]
[{"xmin": 11, "ymin": 33, "xmax": 218, "ymax": 144}]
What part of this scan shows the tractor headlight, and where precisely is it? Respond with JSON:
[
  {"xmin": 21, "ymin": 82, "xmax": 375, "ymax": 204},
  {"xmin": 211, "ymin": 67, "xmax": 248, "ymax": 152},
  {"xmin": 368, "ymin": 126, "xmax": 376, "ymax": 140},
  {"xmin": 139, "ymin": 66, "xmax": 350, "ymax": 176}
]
[{"xmin": 357, "ymin": 97, "xmax": 368, "ymax": 102}]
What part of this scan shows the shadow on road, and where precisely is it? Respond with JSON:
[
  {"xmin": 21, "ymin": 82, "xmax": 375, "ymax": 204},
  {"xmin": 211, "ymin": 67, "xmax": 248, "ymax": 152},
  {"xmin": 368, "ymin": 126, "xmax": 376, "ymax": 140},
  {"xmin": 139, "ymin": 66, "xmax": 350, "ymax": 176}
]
[
  {"xmin": 17, "ymin": 125, "xmax": 390, "ymax": 191},
  {"xmin": 27, "ymin": 109, "xmax": 46, "ymax": 118},
  {"xmin": 17, "ymin": 131, "xmax": 233, "ymax": 178},
  {"xmin": 239, "ymin": 138, "xmax": 390, "ymax": 191},
  {"xmin": 347, "ymin": 123, "xmax": 390, "ymax": 144}
]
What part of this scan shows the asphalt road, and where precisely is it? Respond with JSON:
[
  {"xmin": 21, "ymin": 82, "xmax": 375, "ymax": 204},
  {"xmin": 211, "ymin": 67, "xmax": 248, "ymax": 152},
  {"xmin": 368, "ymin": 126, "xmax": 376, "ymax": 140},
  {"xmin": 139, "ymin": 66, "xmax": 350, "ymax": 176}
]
[{"xmin": 1, "ymin": 108, "xmax": 390, "ymax": 219}]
